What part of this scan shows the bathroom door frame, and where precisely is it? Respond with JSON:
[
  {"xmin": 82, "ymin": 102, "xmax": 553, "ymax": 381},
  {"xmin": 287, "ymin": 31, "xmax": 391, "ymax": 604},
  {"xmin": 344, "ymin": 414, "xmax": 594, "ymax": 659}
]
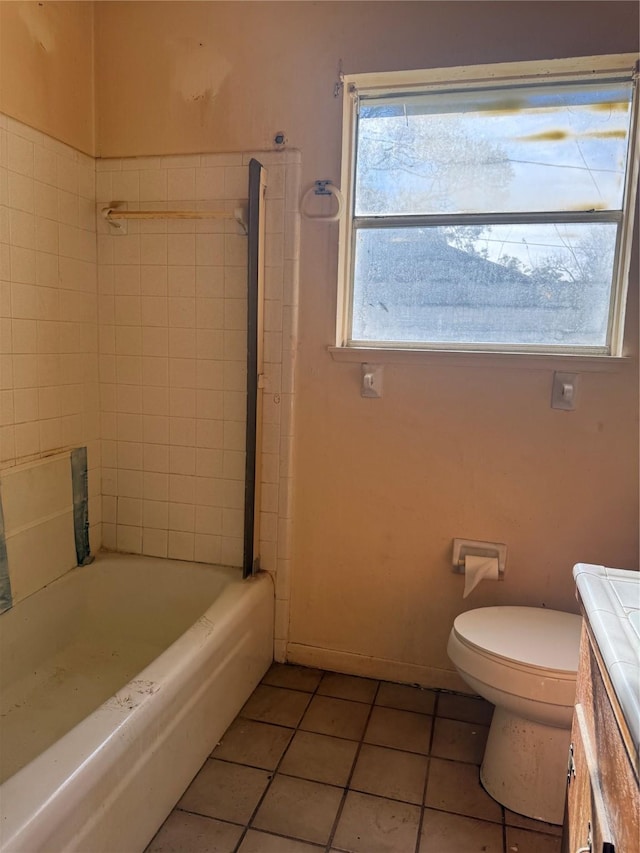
[{"xmin": 243, "ymin": 159, "xmax": 267, "ymax": 578}]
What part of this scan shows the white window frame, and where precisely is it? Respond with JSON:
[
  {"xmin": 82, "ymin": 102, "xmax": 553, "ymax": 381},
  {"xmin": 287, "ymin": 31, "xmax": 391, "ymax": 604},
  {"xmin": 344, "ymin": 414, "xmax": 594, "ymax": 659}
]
[{"xmin": 336, "ymin": 54, "xmax": 639, "ymax": 357}]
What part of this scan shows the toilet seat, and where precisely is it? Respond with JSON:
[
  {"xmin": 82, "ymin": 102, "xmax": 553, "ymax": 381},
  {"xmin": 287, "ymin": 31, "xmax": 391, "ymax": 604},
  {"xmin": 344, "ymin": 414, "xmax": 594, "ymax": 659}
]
[
  {"xmin": 452, "ymin": 606, "xmax": 582, "ymax": 674},
  {"xmin": 448, "ymin": 606, "xmax": 582, "ymax": 709}
]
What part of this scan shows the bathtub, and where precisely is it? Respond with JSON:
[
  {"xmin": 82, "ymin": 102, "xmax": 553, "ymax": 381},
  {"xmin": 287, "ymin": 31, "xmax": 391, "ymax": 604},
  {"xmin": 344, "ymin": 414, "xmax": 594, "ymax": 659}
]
[{"xmin": 0, "ymin": 552, "xmax": 274, "ymax": 853}]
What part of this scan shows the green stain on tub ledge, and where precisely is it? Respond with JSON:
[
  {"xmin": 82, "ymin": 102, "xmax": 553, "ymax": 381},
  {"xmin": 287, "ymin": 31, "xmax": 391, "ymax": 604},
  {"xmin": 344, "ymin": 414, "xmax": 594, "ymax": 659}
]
[{"xmin": 0, "ymin": 483, "xmax": 12, "ymax": 614}]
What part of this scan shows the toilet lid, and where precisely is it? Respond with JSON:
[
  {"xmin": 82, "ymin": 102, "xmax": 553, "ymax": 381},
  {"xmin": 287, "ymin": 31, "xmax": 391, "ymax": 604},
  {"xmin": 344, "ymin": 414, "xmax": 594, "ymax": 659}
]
[{"xmin": 452, "ymin": 606, "xmax": 582, "ymax": 673}]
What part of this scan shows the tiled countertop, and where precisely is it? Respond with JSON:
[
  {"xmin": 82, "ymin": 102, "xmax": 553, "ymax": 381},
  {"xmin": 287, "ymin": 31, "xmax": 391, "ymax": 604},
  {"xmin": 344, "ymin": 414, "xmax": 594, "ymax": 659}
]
[{"xmin": 573, "ymin": 563, "xmax": 639, "ymax": 756}]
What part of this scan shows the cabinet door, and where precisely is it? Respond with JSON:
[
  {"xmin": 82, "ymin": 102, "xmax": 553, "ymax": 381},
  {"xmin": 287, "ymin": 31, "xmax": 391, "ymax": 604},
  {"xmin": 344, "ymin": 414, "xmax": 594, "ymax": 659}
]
[{"xmin": 565, "ymin": 703, "xmax": 616, "ymax": 853}]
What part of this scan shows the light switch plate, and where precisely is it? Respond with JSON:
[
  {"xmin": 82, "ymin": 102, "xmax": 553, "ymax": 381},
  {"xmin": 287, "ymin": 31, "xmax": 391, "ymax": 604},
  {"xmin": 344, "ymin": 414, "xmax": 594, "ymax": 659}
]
[
  {"xmin": 551, "ymin": 371, "xmax": 579, "ymax": 410},
  {"xmin": 361, "ymin": 363, "xmax": 383, "ymax": 398}
]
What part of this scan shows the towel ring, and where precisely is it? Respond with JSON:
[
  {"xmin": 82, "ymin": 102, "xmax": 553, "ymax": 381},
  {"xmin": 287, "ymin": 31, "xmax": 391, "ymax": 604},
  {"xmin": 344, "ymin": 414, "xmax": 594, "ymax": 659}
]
[{"xmin": 300, "ymin": 180, "xmax": 344, "ymax": 222}]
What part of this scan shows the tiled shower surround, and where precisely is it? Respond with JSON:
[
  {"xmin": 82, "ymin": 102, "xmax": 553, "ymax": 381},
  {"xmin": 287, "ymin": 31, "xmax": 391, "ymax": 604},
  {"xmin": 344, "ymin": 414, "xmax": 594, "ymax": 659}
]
[
  {"xmin": 2, "ymin": 113, "xmax": 300, "ymax": 655},
  {"xmin": 97, "ymin": 150, "xmax": 300, "ymax": 658},
  {"xmin": 96, "ymin": 152, "xmax": 298, "ymax": 562},
  {"xmin": 0, "ymin": 115, "xmax": 101, "ymax": 552}
]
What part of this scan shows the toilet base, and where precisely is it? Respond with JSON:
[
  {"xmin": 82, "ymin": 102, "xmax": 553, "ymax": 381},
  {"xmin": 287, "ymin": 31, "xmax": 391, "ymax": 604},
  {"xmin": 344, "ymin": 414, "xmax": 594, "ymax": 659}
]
[{"xmin": 480, "ymin": 706, "xmax": 570, "ymax": 825}]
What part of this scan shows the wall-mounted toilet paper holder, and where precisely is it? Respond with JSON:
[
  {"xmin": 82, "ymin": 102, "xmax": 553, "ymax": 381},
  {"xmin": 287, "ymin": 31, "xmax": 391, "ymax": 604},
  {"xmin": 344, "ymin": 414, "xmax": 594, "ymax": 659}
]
[{"xmin": 452, "ymin": 538, "xmax": 507, "ymax": 576}]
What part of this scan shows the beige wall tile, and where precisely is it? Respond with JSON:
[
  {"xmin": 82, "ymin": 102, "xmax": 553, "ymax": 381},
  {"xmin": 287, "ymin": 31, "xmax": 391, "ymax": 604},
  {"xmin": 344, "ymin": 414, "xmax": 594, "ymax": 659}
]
[
  {"xmin": 195, "ymin": 168, "xmax": 225, "ymax": 200},
  {"xmin": 117, "ymin": 496, "xmax": 142, "ymax": 527},
  {"xmin": 167, "ymin": 168, "xmax": 195, "ymax": 201},
  {"xmin": 117, "ymin": 523, "xmax": 142, "ymax": 553},
  {"xmin": 195, "ymin": 505, "xmax": 223, "ymax": 535},
  {"xmin": 33, "ymin": 147, "xmax": 56, "ymax": 187},
  {"xmin": 168, "ymin": 529, "xmax": 194, "ymax": 560},
  {"xmin": 139, "ymin": 170, "xmax": 167, "ymax": 202},
  {"xmin": 142, "ymin": 527, "xmax": 167, "ymax": 557}
]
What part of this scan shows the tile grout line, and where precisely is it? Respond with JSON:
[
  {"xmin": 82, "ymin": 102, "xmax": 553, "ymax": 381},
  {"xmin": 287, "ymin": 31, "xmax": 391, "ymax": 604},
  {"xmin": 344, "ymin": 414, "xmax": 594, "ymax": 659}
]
[
  {"xmin": 230, "ymin": 671, "xmax": 327, "ymax": 853},
  {"xmin": 209, "ymin": 720, "xmax": 488, "ymax": 772},
  {"xmin": 147, "ymin": 669, "xmax": 561, "ymax": 852},
  {"xmin": 323, "ymin": 678, "xmax": 382, "ymax": 853},
  {"xmin": 175, "ymin": 788, "xmax": 512, "ymax": 833},
  {"xmin": 413, "ymin": 688, "xmax": 441, "ymax": 853}
]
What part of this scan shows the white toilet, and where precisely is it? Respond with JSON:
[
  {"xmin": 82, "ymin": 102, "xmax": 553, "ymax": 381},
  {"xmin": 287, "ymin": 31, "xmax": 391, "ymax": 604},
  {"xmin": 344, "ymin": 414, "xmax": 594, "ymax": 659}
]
[{"xmin": 447, "ymin": 606, "xmax": 583, "ymax": 825}]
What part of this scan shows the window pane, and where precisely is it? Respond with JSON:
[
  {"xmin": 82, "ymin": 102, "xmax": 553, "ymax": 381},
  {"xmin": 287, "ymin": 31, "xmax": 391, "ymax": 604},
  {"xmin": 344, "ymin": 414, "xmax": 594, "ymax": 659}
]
[
  {"xmin": 351, "ymin": 223, "xmax": 618, "ymax": 347},
  {"xmin": 355, "ymin": 82, "xmax": 632, "ymax": 216}
]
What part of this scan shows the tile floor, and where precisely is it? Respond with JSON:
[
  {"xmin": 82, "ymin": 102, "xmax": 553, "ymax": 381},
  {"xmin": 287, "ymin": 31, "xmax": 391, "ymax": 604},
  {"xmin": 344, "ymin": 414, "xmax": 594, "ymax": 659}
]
[{"xmin": 146, "ymin": 665, "xmax": 563, "ymax": 853}]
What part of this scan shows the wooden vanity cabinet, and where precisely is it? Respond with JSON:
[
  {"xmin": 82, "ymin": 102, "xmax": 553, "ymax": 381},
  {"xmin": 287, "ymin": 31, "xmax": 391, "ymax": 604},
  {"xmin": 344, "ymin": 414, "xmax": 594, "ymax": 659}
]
[{"xmin": 563, "ymin": 625, "xmax": 639, "ymax": 853}]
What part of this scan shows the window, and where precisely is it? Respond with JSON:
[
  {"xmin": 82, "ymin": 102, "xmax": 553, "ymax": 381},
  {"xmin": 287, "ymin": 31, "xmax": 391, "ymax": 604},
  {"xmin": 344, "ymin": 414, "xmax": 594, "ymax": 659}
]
[{"xmin": 337, "ymin": 56, "xmax": 639, "ymax": 356}]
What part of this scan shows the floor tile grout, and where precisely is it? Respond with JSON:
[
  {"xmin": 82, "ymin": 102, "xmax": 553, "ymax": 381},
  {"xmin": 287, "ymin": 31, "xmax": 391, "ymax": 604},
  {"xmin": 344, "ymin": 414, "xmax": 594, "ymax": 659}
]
[
  {"xmin": 176, "ymin": 795, "xmax": 543, "ymax": 833},
  {"xmin": 413, "ymin": 688, "xmax": 440, "ymax": 853},
  {"xmin": 323, "ymin": 678, "xmax": 382, "ymax": 852},
  {"xmin": 230, "ymin": 671, "xmax": 324, "ymax": 852},
  {"xmin": 147, "ymin": 665, "xmax": 563, "ymax": 853}
]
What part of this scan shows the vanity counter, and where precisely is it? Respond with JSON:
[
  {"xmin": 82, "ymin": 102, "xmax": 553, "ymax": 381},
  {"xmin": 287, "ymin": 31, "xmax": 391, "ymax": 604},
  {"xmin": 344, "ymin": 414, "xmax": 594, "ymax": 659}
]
[
  {"xmin": 573, "ymin": 563, "xmax": 639, "ymax": 764},
  {"xmin": 562, "ymin": 563, "xmax": 638, "ymax": 853}
]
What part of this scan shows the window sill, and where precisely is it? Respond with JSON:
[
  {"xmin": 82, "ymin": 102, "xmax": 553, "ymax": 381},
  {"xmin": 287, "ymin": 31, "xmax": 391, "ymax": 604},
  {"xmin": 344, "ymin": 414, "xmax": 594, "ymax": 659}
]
[{"xmin": 328, "ymin": 346, "xmax": 633, "ymax": 372}]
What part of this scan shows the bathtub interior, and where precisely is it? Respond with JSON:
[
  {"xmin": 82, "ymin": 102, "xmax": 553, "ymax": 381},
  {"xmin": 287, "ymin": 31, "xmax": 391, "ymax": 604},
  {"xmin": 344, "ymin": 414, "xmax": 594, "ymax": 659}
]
[{"xmin": 0, "ymin": 552, "xmax": 241, "ymax": 785}]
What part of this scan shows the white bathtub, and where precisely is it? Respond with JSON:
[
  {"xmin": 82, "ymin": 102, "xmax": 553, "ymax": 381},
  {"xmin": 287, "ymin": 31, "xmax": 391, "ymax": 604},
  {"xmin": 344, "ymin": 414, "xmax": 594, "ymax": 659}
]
[{"xmin": 0, "ymin": 552, "xmax": 274, "ymax": 853}]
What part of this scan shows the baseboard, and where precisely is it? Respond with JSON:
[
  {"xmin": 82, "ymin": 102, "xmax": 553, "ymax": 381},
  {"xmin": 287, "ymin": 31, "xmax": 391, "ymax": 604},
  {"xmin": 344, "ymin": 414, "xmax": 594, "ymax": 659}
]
[{"xmin": 285, "ymin": 642, "xmax": 471, "ymax": 694}]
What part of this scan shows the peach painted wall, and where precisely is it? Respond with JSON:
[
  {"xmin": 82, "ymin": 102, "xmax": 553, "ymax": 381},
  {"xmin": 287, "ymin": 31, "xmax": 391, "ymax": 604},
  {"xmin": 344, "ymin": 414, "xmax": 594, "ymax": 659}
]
[
  {"xmin": 71, "ymin": 3, "xmax": 640, "ymax": 684},
  {"xmin": 0, "ymin": 2, "xmax": 95, "ymax": 156}
]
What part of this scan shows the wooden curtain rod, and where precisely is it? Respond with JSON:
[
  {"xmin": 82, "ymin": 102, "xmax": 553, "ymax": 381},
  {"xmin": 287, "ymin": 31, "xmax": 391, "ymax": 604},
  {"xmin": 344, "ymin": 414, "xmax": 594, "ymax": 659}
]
[{"xmin": 102, "ymin": 205, "xmax": 247, "ymax": 234}]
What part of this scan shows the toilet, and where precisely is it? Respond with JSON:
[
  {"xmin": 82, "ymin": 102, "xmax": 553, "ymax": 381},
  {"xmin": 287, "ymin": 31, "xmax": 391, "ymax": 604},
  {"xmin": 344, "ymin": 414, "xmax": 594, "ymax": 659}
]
[{"xmin": 447, "ymin": 606, "xmax": 582, "ymax": 825}]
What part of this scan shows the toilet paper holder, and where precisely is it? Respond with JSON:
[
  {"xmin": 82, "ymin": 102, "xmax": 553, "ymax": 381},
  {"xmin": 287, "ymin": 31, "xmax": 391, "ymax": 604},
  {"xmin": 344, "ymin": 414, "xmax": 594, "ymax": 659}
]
[{"xmin": 452, "ymin": 538, "xmax": 507, "ymax": 576}]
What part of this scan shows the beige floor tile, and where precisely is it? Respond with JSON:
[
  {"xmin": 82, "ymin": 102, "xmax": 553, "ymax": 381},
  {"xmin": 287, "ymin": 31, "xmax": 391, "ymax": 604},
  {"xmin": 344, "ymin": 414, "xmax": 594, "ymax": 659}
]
[
  {"xmin": 350, "ymin": 744, "xmax": 428, "ymax": 805},
  {"xmin": 300, "ymin": 695, "xmax": 370, "ymax": 740},
  {"xmin": 145, "ymin": 811, "xmax": 242, "ymax": 853},
  {"xmin": 178, "ymin": 759, "xmax": 270, "ymax": 824},
  {"xmin": 279, "ymin": 730, "xmax": 359, "ymax": 786},
  {"xmin": 505, "ymin": 809, "xmax": 562, "ymax": 836},
  {"xmin": 364, "ymin": 706, "xmax": 432, "ymax": 754},
  {"xmin": 437, "ymin": 691, "xmax": 494, "ymax": 725},
  {"xmin": 419, "ymin": 808, "xmax": 503, "ymax": 853},
  {"xmin": 431, "ymin": 717, "xmax": 489, "ymax": 764},
  {"xmin": 318, "ymin": 672, "xmax": 379, "ymax": 703},
  {"xmin": 238, "ymin": 829, "xmax": 324, "ymax": 852},
  {"xmin": 262, "ymin": 663, "xmax": 324, "ymax": 692},
  {"xmin": 506, "ymin": 826, "xmax": 562, "ymax": 852},
  {"xmin": 376, "ymin": 682, "xmax": 436, "ymax": 715},
  {"xmin": 332, "ymin": 790, "xmax": 421, "ymax": 853},
  {"xmin": 252, "ymin": 774, "xmax": 343, "ymax": 845},
  {"xmin": 425, "ymin": 758, "xmax": 503, "ymax": 823},
  {"xmin": 212, "ymin": 718, "xmax": 293, "ymax": 770},
  {"xmin": 241, "ymin": 684, "xmax": 312, "ymax": 727}
]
